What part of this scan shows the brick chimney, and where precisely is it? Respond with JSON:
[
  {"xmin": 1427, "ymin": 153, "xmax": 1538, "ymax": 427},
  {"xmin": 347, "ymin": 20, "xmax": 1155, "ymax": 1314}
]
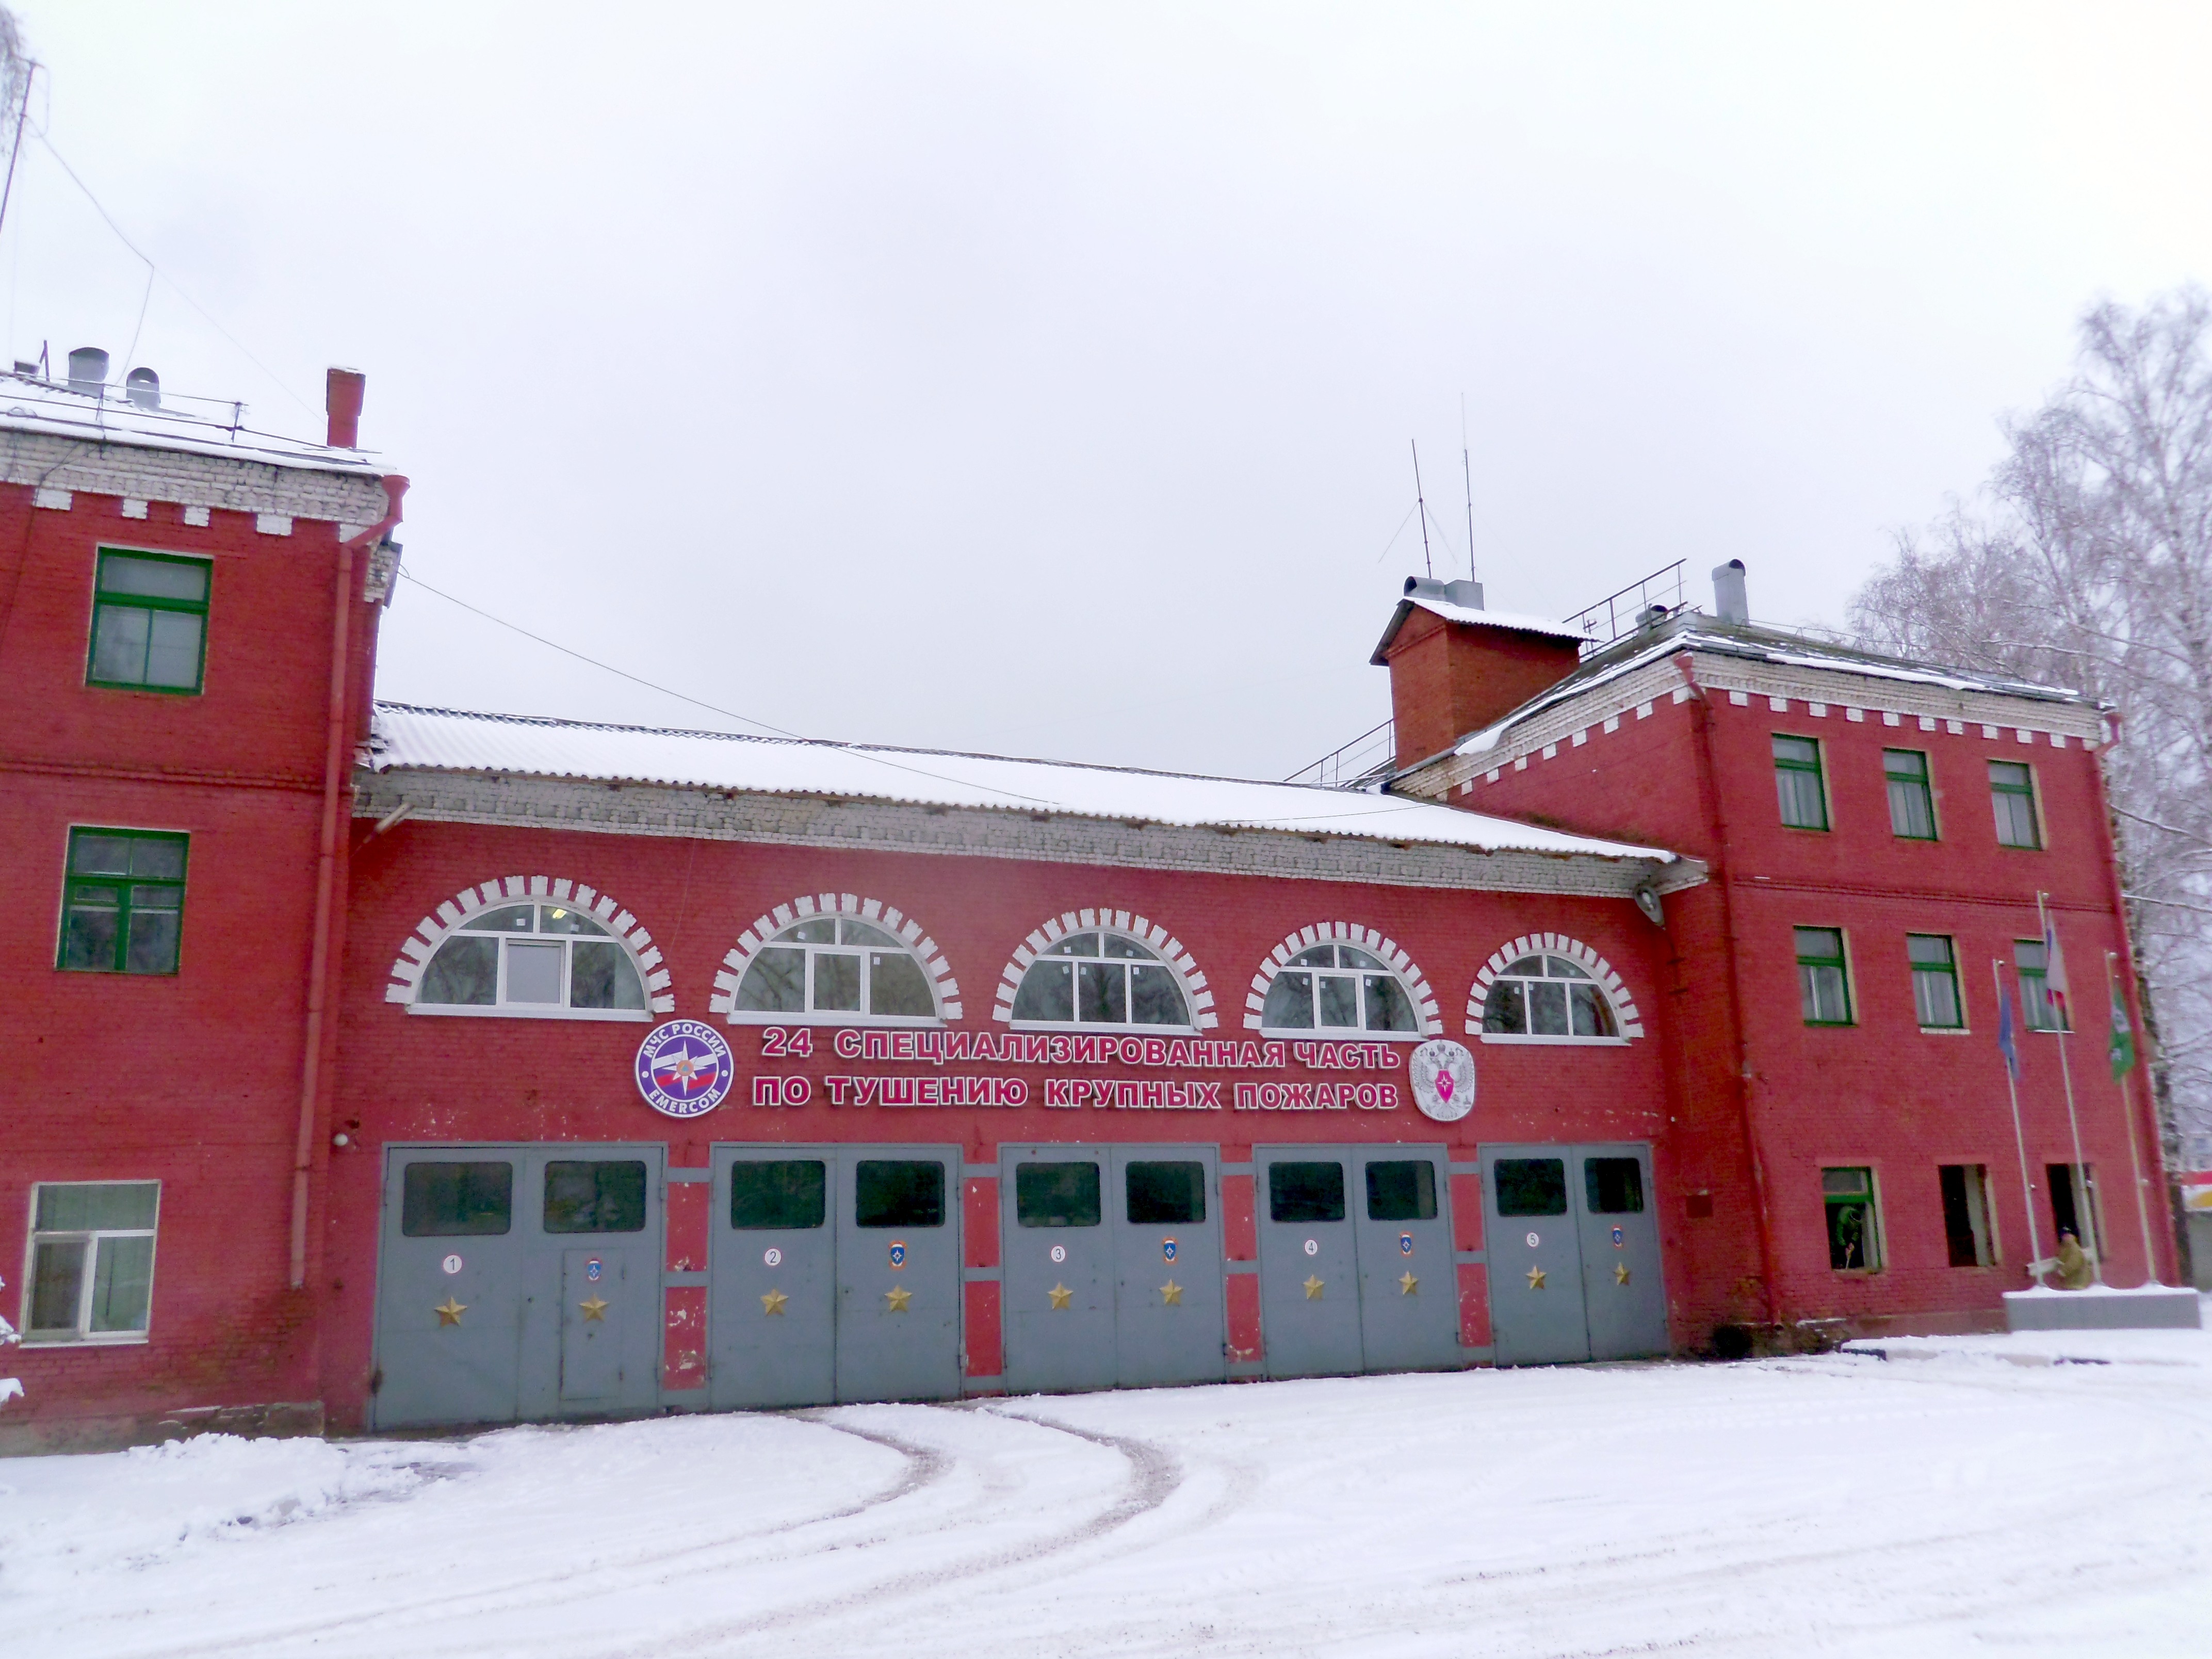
[
  {"xmin": 1372, "ymin": 579, "xmax": 1585, "ymax": 768},
  {"xmin": 325, "ymin": 367, "xmax": 366, "ymax": 448}
]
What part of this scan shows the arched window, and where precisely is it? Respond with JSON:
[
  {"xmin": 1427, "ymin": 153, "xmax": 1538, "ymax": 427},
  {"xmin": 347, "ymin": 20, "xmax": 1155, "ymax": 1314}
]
[
  {"xmin": 1246, "ymin": 924, "xmax": 1438, "ymax": 1038},
  {"xmin": 1013, "ymin": 932, "xmax": 1190, "ymax": 1028},
  {"xmin": 712, "ymin": 895, "xmax": 959, "ymax": 1026},
  {"xmin": 389, "ymin": 878, "xmax": 669, "ymax": 1020},
  {"xmin": 1470, "ymin": 934, "xmax": 1640, "ymax": 1044}
]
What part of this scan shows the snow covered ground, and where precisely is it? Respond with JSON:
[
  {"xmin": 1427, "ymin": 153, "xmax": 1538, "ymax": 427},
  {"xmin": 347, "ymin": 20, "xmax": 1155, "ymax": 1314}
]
[{"xmin": 5, "ymin": 1314, "xmax": 2209, "ymax": 1658}]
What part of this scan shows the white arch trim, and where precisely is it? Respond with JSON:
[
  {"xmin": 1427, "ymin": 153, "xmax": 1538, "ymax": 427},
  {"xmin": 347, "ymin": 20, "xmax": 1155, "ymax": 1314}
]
[
  {"xmin": 710, "ymin": 893, "xmax": 962, "ymax": 1021},
  {"xmin": 993, "ymin": 908, "xmax": 1217, "ymax": 1030},
  {"xmin": 1243, "ymin": 922, "xmax": 1441, "ymax": 1037},
  {"xmin": 385, "ymin": 875, "xmax": 675, "ymax": 1013},
  {"xmin": 1468, "ymin": 932, "xmax": 1643, "ymax": 1040}
]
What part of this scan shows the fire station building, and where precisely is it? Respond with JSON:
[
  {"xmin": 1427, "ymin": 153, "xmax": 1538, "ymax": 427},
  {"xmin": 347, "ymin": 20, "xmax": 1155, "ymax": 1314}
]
[{"xmin": 0, "ymin": 365, "xmax": 2178, "ymax": 1451}]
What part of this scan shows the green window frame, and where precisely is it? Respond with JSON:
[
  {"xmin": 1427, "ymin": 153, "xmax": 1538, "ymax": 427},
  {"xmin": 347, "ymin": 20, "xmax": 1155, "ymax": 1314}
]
[
  {"xmin": 58, "ymin": 828, "xmax": 188, "ymax": 974},
  {"xmin": 1821, "ymin": 1167, "xmax": 1881, "ymax": 1271},
  {"xmin": 86, "ymin": 550, "xmax": 210, "ymax": 693},
  {"xmin": 1989, "ymin": 760, "xmax": 2041, "ymax": 849},
  {"xmin": 1907, "ymin": 933, "xmax": 1963, "ymax": 1029},
  {"xmin": 1795, "ymin": 926, "xmax": 1852, "ymax": 1026},
  {"xmin": 1883, "ymin": 749, "xmax": 1937, "ymax": 839},
  {"xmin": 1772, "ymin": 735, "xmax": 1829, "ymax": 830},
  {"xmin": 2014, "ymin": 939, "xmax": 2068, "ymax": 1032}
]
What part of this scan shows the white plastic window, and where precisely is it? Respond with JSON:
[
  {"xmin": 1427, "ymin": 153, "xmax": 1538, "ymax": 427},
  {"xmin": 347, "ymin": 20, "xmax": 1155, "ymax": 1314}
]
[
  {"xmin": 1481, "ymin": 954, "xmax": 1621, "ymax": 1040},
  {"xmin": 1011, "ymin": 932, "xmax": 1191, "ymax": 1030},
  {"xmin": 25, "ymin": 1181, "xmax": 159, "ymax": 1344},
  {"xmin": 735, "ymin": 916, "xmax": 939, "ymax": 1023},
  {"xmin": 415, "ymin": 902, "xmax": 649, "ymax": 1018},
  {"xmin": 1261, "ymin": 944, "xmax": 1418, "ymax": 1035}
]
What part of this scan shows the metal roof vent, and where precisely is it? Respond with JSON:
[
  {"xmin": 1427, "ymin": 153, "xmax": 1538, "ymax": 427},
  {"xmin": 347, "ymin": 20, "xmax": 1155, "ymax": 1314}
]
[
  {"xmin": 1711, "ymin": 559, "xmax": 1749, "ymax": 625},
  {"xmin": 125, "ymin": 367, "xmax": 160, "ymax": 410},
  {"xmin": 67, "ymin": 346, "xmax": 108, "ymax": 397}
]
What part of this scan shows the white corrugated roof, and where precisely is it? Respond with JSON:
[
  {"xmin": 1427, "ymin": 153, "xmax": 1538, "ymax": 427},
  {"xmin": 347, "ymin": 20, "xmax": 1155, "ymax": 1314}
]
[
  {"xmin": 0, "ymin": 372, "xmax": 383, "ymax": 476},
  {"xmin": 1405, "ymin": 596, "xmax": 1588, "ymax": 642},
  {"xmin": 369, "ymin": 702, "xmax": 1679, "ymax": 864}
]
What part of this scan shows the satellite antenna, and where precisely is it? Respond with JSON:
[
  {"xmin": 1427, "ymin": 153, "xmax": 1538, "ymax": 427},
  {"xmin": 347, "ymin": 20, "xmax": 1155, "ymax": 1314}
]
[{"xmin": 1410, "ymin": 440, "xmax": 1433, "ymax": 578}]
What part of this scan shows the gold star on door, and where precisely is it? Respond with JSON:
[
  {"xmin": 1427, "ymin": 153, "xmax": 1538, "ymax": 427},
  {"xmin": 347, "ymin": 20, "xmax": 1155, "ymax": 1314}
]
[
  {"xmin": 884, "ymin": 1285, "xmax": 912, "ymax": 1312},
  {"xmin": 760, "ymin": 1289, "xmax": 789, "ymax": 1315},
  {"xmin": 1303, "ymin": 1275, "xmax": 1325, "ymax": 1300},
  {"xmin": 578, "ymin": 1296, "xmax": 609, "ymax": 1323},
  {"xmin": 1048, "ymin": 1283, "xmax": 1074, "ymax": 1310},
  {"xmin": 433, "ymin": 1297, "xmax": 467, "ymax": 1327},
  {"xmin": 1159, "ymin": 1280, "xmax": 1183, "ymax": 1306},
  {"xmin": 1526, "ymin": 1266, "xmax": 1547, "ymax": 1290},
  {"xmin": 1398, "ymin": 1271, "xmax": 1418, "ymax": 1296},
  {"xmin": 1615, "ymin": 1262, "xmax": 1632, "ymax": 1286}
]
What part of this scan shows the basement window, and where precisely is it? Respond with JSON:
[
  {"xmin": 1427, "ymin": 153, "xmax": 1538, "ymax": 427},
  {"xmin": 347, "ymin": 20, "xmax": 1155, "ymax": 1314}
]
[{"xmin": 24, "ymin": 1181, "xmax": 159, "ymax": 1344}]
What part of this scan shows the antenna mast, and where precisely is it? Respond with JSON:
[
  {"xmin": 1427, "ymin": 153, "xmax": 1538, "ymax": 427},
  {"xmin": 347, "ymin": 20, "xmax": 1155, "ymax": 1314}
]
[
  {"xmin": 1460, "ymin": 393, "xmax": 1475, "ymax": 583},
  {"xmin": 1410, "ymin": 440, "xmax": 1433, "ymax": 578}
]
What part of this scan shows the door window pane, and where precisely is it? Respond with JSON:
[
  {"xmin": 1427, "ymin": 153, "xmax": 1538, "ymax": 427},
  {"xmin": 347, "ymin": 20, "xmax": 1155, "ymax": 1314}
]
[
  {"xmin": 855, "ymin": 1160, "xmax": 945, "ymax": 1227},
  {"xmin": 401, "ymin": 1162, "xmax": 514, "ymax": 1236},
  {"xmin": 543, "ymin": 1161, "xmax": 647, "ymax": 1233},
  {"xmin": 1126, "ymin": 1161, "xmax": 1206, "ymax": 1225},
  {"xmin": 1015, "ymin": 1161, "xmax": 1102, "ymax": 1228},
  {"xmin": 1495, "ymin": 1158, "xmax": 1568, "ymax": 1216},
  {"xmin": 1584, "ymin": 1157, "xmax": 1645, "ymax": 1213},
  {"xmin": 730, "ymin": 1160, "xmax": 827, "ymax": 1229},
  {"xmin": 1365, "ymin": 1160, "xmax": 1437, "ymax": 1222},
  {"xmin": 1267, "ymin": 1161, "xmax": 1346, "ymax": 1223}
]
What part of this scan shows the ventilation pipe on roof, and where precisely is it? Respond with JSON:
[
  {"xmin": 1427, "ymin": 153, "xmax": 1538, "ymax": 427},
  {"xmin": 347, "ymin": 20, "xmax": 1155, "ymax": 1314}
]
[
  {"xmin": 325, "ymin": 366, "xmax": 366, "ymax": 448},
  {"xmin": 124, "ymin": 367, "xmax": 160, "ymax": 410},
  {"xmin": 1403, "ymin": 575, "xmax": 1485, "ymax": 609},
  {"xmin": 67, "ymin": 346, "xmax": 108, "ymax": 396},
  {"xmin": 1711, "ymin": 559, "xmax": 1749, "ymax": 625}
]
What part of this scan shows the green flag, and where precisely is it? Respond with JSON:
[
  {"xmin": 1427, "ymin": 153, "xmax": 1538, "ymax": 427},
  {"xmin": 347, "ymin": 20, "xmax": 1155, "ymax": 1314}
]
[{"xmin": 2110, "ymin": 973, "xmax": 2137, "ymax": 1080}]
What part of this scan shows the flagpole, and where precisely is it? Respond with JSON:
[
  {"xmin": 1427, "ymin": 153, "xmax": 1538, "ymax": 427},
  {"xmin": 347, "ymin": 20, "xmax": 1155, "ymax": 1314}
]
[
  {"xmin": 2108, "ymin": 950, "xmax": 2159, "ymax": 1284},
  {"xmin": 2040, "ymin": 892, "xmax": 2101, "ymax": 1283},
  {"xmin": 1995, "ymin": 957, "xmax": 2045, "ymax": 1280}
]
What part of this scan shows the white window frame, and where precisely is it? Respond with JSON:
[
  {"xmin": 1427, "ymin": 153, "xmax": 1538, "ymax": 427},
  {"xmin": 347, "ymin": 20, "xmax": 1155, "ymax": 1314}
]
[
  {"xmin": 1009, "ymin": 928, "xmax": 1199, "ymax": 1035},
  {"xmin": 726, "ymin": 915, "xmax": 946, "ymax": 1027},
  {"xmin": 408, "ymin": 899, "xmax": 656, "ymax": 1022},
  {"xmin": 1257, "ymin": 942, "xmax": 1426, "ymax": 1041},
  {"xmin": 1477, "ymin": 953, "xmax": 1631, "ymax": 1046},
  {"xmin": 21, "ymin": 1180, "xmax": 160, "ymax": 1346}
]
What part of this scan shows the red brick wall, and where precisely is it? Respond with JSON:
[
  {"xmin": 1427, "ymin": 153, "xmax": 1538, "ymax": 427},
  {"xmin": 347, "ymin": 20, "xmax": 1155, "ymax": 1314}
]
[
  {"xmin": 1384, "ymin": 609, "xmax": 1582, "ymax": 767},
  {"xmin": 0, "ymin": 486, "xmax": 377, "ymax": 1441},
  {"xmin": 319, "ymin": 823, "xmax": 1678, "ymax": 1424}
]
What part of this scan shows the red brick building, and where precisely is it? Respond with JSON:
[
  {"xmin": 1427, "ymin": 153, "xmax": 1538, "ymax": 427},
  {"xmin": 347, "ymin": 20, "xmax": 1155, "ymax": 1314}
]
[{"xmin": 0, "ymin": 368, "xmax": 2176, "ymax": 1450}]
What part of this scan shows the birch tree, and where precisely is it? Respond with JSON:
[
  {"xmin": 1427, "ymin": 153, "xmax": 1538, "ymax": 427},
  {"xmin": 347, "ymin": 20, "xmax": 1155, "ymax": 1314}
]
[{"xmin": 1851, "ymin": 288, "xmax": 2212, "ymax": 1172}]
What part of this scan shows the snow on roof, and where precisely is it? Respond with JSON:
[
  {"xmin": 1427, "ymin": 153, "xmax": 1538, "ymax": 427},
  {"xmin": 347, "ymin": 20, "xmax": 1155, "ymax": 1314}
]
[
  {"xmin": 369, "ymin": 702, "xmax": 1679, "ymax": 865},
  {"xmin": 1406, "ymin": 596, "xmax": 1588, "ymax": 642},
  {"xmin": 0, "ymin": 371, "xmax": 384, "ymax": 477},
  {"xmin": 1453, "ymin": 616, "xmax": 2096, "ymax": 758}
]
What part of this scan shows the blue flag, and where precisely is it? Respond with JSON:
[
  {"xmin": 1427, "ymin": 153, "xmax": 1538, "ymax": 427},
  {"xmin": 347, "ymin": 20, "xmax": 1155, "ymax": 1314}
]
[{"xmin": 1996, "ymin": 974, "xmax": 2021, "ymax": 1080}]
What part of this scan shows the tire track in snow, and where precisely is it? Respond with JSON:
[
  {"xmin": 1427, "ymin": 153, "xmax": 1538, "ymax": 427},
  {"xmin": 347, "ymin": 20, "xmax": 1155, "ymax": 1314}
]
[
  {"xmin": 625, "ymin": 1402, "xmax": 1186, "ymax": 1657},
  {"xmin": 100, "ymin": 1412, "xmax": 953, "ymax": 1659}
]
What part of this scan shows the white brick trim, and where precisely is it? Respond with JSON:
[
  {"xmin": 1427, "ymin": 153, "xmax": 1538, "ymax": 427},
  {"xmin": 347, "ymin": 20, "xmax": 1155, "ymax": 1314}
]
[
  {"xmin": 384, "ymin": 875, "xmax": 675, "ymax": 1015},
  {"xmin": 254, "ymin": 512, "xmax": 294, "ymax": 536},
  {"xmin": 1468, "ymin": 933, "xmax": 1644, "ymax": 1041},
  {"xmin": 1242, "ymin": 921, "xmax": 1441, "ymax": 1037},
  {"xmin": 993, "ymin": 909, "xmax": 1217, "ymax": 1030},
  {"xmin": 709, "ymin": 892, "xmax": 962, "ymax": 1021}
]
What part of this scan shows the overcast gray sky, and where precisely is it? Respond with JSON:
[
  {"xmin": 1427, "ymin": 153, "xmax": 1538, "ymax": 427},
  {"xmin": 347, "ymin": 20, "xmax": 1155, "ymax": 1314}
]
[{"xmin": 15, "ymin": 4, "xmax": 2212, "ymax": 778}]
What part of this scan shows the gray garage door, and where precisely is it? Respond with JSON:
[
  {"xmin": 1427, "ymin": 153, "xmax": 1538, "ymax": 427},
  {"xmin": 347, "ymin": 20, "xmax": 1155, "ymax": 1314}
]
[
  {"xmin": 1482, "ymin": 1142, "xmax": 1667, "ymax": 1365},
  {"xmin": 372, "ymin": 1144, "xmax": 663, "ymax": 1429},
  {"xmin": 834, "ymin": 1145, "xmax": 962, "ymax": 1403},
  {"xmin": 1112, "ymin": 1146, "xmax": 1225, "ymax": 1389},
  {"xmin": 1256, "ymin": 1147, "xmax": 1364, "ymax": 1378},
  {"xmin": 709, "ymin": 1147, "xmax": 837, "ymax": 1409},
  {"xmin": 997, "ymin": 1144, "xmax": 1227, "ymax": 1395},
  {"xmin": 1351, "ymin": 1146, "xmax": 1460, "ymax": 1374}
]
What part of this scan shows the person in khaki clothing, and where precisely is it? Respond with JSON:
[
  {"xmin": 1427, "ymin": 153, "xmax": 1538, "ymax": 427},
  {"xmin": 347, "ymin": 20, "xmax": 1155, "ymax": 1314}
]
[{"xmin": 2052, "ymin": 1230, "xmax": 2095, "ymax": 1290}]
